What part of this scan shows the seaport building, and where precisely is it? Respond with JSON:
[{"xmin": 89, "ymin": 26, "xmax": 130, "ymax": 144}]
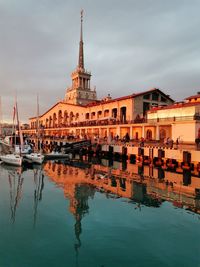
[
  {"xmin": 20, "ymin": 11, "xmax": 200, "ymax": 173},
  {"xmin": 23, "ymin": 11, "xmax": 176, "ymax": 141},
  {"xmin": 23, "ymin": 12, "xmax": 200, "ymax": 147}
]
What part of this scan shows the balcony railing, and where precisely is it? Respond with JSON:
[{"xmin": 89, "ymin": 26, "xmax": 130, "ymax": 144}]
[
  {"xmin": 27, "ymin": 114, "xmax": 200, "ymax": 130},
  {"xmin": 148, "ymin": 115, "xmax": 200, "ymax": 123},
  {"xmin": 28, "ymin": 118, "xmax": 149, "ymax": 130}
]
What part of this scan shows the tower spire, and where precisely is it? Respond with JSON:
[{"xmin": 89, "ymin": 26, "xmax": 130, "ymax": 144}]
[{"xmin": 78, "ymin": 9, "xmax": 84, "ymax": 69}]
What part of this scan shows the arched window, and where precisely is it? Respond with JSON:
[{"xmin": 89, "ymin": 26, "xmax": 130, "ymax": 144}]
[
  {"xmin": 85, "ymin": 113, "xmax": 89, "ymax": 120},
  {"xmin": 160, "ymin": 129, "xmax": 166, "ymax": 141},
  {"xmin": 104, "ymin": 109, "xmax": 109, "ymax": 117},
  {"xmin": 97, "ymin": 111, "xmax": 102, "ymax": 119},
  {"xmin": 112, "ymin": 108, "xmax": 117, "ymax": 118},
  {"xmin": 63, "ymin": 111, "xmax": 68, "ymax": 125},
  {"xmin": 146, "ymin": 129, "xmax": 152, "ymax": 140},
  {"xmin": 198, "ymin": 128, "xmax": 200, "ymax": 138},
  {"xmin": 45, "ymin": 118, "xmax": 48, "ymax": 128},
  {"xmin": 58, "ymin": 110, "xmax": 62, "ymax": 127},
  {"xmin": 49, "ymin": 116, "xmax": 52, "ymax": 128},
  {"xmin": 75, "ymin": 113, "xmax": 79, "ymax": 120},
  {"xmin": 69, "ymin": 112, "xmax": 74, "ymax": 123},
  {"xmin": 53, "ymin": 113, "xmax": 57, "ymax": 128},
  {"xmin": 120, "ymin": 107, "xmax": 126, "ymax": 123}
]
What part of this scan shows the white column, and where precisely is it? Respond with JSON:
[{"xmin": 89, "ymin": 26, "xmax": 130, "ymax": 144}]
[
  {"xmin": 116, "ymin": 126, "xmax": 120, "ymax": 138},
  {"xmin": 129, "ymin": 126, "xmax": 133, "ymax": 139},
  {"xmin": 156, "ymin": 125, "xmax": 159, "ymax": 140},
  {"xmin": 142, "ymin": 126, "xmax": 145, "ymax": 138}
]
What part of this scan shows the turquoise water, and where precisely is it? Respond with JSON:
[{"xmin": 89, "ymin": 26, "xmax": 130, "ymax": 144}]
[{"xmin": 0, "ymin": 162, "xmax": 200, "ymax": 267}]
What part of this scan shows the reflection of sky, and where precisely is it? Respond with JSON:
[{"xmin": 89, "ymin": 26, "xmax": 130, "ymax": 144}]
[
  {"xmin": 89, "ymin": 195, "xmax": 200, "ymax": 267},
  {"xmin": 1, "ymin": 0, "xmax": 200, "ymax": 122},
  {"xmin": 0, "ymin": 165, "xmax": 200, "ymax": 267}
]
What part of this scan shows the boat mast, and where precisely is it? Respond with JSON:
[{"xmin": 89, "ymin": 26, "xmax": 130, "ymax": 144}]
[
  {"xmin": 13, "ymin": 99, "xmax": 17, "ymax": 149},
  {"xmin": 15, "ymin": 100, "xmax": 22, "ymax": 156},
  {"xmin": 36, "ymin": 94, "xmax": 40, "ymax": 152}
]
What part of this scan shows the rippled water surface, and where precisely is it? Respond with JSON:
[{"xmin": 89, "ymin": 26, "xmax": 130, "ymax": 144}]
[{"xmin": 0, "ymin": 161, "xmax": 200, "ymax": 267}]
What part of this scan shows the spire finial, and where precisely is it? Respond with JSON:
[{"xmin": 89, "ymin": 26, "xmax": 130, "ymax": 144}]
[{"xmin": 78, "ymin": 9, "xmax": 84, "ymax": 69}]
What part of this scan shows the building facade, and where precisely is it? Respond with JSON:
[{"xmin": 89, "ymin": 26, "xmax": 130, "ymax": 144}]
[
  {"xmin": 147, "ymin": 93, "xmax": 200, "ymax": 143},
  {"xmin": 24, "ymin": 12, "xmax": 175, "ymax": 141}
]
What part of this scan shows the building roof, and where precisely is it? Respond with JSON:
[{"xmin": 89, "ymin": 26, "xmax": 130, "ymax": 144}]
[
  {"xmin": 185, "ymin": 93, "xmax": 200, "ymax": 100},
  {"xmin": 29, "ymin": 101, "xmax": 86, "ymax": 120},
  {"xmin": 29, "ymin": 88, "xmax": 174, "ymax": 120},
  {"xmin": 85, "ymin": 88, "xmax": 174, "ymax": 107},
  {"xmin": 148, "ymin": 101, "xmax": 200, "ymax": 113}
]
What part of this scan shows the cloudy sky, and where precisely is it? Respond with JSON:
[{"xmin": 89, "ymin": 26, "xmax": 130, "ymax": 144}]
[{"xmin": 0, "ymin": 0, "xmax": 200, "ymax": 122}]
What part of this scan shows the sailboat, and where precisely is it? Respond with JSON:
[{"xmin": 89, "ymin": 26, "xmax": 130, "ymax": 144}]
[
  {"xmin": 25, "ymin": 95, "xmax": 44, "ymax": 164},
  {"xmin": 0, "ymin": 100, "xmax": 23, "ymax": 166}
]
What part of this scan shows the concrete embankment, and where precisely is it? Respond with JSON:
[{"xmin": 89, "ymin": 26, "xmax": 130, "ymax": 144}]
[{"xmin": 98, "ymin": 144, "xmax": 200, "ymax": 175}]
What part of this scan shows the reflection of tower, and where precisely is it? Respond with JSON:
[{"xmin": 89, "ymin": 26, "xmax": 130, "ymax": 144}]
[
  {"xmin": 69, "ymin": 184, "xmax": 95, "ymax": 256},
  {"xmin": 8, "ymin": 169, "xmax": 24, "ymax": 223},
  {"xmin": 33, "ymin": 168, "xmax": 45, "ymax": 227}
]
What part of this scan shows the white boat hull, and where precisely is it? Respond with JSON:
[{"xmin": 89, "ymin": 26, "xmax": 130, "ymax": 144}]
[
  {"xmin": 44, "ymin": 152, "xmax": 71, "ymax": 160},
  {"xmin": 25, "ymin": 153, "xmax": 44, "ymax": 164},
  {"xmin": 0, "ymin": 154, "xmax": 22, "ymax": 166}
]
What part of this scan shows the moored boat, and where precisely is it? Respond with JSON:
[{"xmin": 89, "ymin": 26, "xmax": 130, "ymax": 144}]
[
  {"xmin": 44, "ymin": 151, "xmax": 71, "ymax": 160},
  {"xmin": 0, "ymin": 154, "xmax": 22, "ymax": 166},
  {"xmin": 25, "ymin": 95, "xmax": 44, "ymax": 165},
  {"xmin": 25, "ymin": 153, "xmax": 44, "ymax": 164}
]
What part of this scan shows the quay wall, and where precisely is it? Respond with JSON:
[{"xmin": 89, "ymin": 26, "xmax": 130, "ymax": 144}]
[{"xmin": 101, "ymin": 144, "xmax": 200, "ymax": 166}]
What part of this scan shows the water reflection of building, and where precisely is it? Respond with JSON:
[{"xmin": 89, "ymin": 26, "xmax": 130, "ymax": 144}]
[
  {"xmin": 44, "ymin": 161, "xmax": 95, "ymax": 254},
  {"xmin": 73, "ymin": 184, "xmax": 95, "ymax": 254},
  {"xmin": 43, "ymin": 160, "xmax": 200, "ymax": 214}
]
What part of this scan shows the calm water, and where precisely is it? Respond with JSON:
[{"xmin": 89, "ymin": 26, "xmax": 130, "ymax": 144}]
[{"xmin": 0, "ymin": 160, "xmax": 200, "ymax": 267}]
